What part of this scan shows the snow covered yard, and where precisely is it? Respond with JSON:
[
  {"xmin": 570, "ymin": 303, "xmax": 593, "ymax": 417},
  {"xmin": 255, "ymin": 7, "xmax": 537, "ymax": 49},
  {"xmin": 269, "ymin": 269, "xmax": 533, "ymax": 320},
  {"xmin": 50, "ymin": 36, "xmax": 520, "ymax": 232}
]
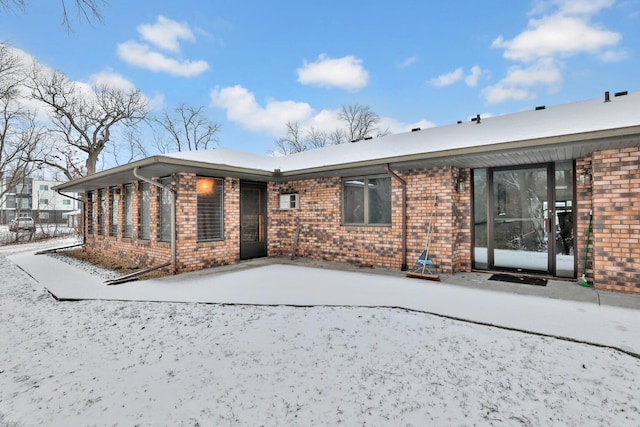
[{"xmin": 1, "ymin": 244, "xmax": 639, "ymax": 425}]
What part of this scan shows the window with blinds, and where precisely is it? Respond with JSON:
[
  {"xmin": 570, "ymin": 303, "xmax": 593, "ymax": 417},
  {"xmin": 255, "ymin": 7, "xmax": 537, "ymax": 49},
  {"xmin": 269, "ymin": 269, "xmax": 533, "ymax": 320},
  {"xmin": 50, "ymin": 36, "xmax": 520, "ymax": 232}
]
[
  {"xmin": 87, "ymin": 192, "xmax": 94, "ymax": 234},
  {"xmin": 97, "ymin": 189, "xmax": 105, "ymax": 235},
  {"xmin": 123, "ymin": 184, "xmax": 133, "ymax": 238},
  {"xmin": 160, "ymin": 177, "xmax": 172, "ymax": 242},
  {"xmin": 197, "ymin": 177, "xmax": 223, "ymax": 241},
  {"xmin": 110, "ymin": 187, "xmax": 119, "ymax": 237},
  {"xmin": 139, "ymin": 182, "xmax": 150, "ymax": 240}
]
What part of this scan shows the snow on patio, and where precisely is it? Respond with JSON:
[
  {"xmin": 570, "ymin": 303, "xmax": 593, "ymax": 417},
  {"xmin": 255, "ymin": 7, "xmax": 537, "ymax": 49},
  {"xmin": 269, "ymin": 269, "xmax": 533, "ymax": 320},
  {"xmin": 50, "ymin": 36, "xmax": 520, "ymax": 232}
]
[{"xmin": 1, "ymin": 240, "xmax": 639, "ymax": 425}]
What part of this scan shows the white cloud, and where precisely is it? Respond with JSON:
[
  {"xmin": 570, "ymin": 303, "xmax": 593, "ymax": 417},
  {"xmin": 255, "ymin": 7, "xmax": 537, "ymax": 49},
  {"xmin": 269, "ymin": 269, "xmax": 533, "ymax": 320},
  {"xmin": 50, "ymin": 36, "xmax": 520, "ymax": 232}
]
[
  {"xmin": 210, "ymin": 85, "xmax": 313, "ymax": 136},
  {"xmin": 484, "ymin": 0, "xmax": 622, "ymax": 105},
  {"xmin": 482, "ymin": 85, "xmax": 535, "ymax": 105},
  {"xmin": 501, "ymin": 59, "xmax": 563, "ymax": 88},
  {"xmin": 118, "ymin": 16, "xmax": 209, "ymax": 78},
  {"xmin": 397, "ymin": 55, "xmax": 418, "ymax": 69},
  {"xmin": 492, "ymin": 15, "xmax": 621, "ymax": 62},
  {"xmin": 465, "ymin": 66, "xmax": 484, "ymax": 87},
  {"xmin": 598, "ymin": 48, "xmax": 628, "ymax": 62},
  {"xmin": 297, "ymin": 54, "xmax": 369, "ymax": 91},
  {"xmin": 429, "ymin": 66, "xmax": 485, "ymax": 88},
  {"xmin": 138, "ymin": 16, "xmax": 195, "ymax": 53},
  {"xmin": 481, "ymin": 59, "xmax": 562, "ymax": 105},
  {"xmin": 89, "ymin": 70, "xmax": 137, "ymax": 91},
  {"xmin": 428, "ymin": 68, "xmax": 463, "ymax": 87},
  {"xmin": 117, "ymin": 41, "xmax": 209, "ymax": 77}
]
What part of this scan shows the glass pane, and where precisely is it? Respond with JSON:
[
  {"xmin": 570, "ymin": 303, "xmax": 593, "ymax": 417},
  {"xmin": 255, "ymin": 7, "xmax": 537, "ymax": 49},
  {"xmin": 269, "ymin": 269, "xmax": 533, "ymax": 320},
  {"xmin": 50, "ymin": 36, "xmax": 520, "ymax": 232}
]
[
  {"xmin": 197, "ymin": 178, "xmax": 223, "ymax": 241},
  {"xmin": 124, "ymin": 184, "xmax": 133, "ymax": 238},
  {"xmin": 110, "ymin": 188, "xmax": 119, "ymax": 237},
  {"xmin": 160, "ymin": 178, "xmax": 172, "ymax": 242},
  {"xmin": 555, "ymin": 161, "xmax": 575, "ymax": 278},
  {"xmin": 343, "ymin": 179, "xmax": 365, "ymax": 224},
  {"xmin": 139, "ymin": 182, "xmax": 150, "ymax": 240},
  {"xmin": 473, "ymin": 169, "xmax": 488, "ymax": 269},
  {"xmin": 241, "ymin": 187, "xmax": 262, "ymax": 243},
  {"xmin": 368, "ymin": 177, "xmax": 392, "ymax": 224},
  {"xmin": 493, "ymin": 167, "xmax": 548, "ymax": 271}
]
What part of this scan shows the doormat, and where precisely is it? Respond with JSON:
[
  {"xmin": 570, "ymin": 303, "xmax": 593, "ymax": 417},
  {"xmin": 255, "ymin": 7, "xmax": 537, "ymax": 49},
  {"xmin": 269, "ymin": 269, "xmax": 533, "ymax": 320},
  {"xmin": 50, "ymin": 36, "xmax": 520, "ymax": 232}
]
[{"xmin": 488, "ymin": 273, "xmax": 548, "ymax": 287}]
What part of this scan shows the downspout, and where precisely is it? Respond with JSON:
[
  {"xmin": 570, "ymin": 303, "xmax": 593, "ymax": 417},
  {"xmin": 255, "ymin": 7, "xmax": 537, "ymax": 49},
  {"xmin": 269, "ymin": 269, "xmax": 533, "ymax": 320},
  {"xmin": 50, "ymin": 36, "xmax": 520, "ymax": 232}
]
[
  {"xmin": 133, "ymin": 167, "xmax": 177, "ymax": 273},
  {"xmin": 56, "ymin": 189, "xmax": 85, "ymax": 245},
  {"xmin": 385, "ymin": 163, "xmax": 408, "ymax": 271}
]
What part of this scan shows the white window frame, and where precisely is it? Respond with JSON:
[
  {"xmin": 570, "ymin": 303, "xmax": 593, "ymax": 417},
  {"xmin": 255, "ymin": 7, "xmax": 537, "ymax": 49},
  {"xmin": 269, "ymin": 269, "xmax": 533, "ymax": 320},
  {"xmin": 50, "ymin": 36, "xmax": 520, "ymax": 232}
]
[{"xmin": 279, "ymin": 193, "xmax": 299, "ymax": 210}]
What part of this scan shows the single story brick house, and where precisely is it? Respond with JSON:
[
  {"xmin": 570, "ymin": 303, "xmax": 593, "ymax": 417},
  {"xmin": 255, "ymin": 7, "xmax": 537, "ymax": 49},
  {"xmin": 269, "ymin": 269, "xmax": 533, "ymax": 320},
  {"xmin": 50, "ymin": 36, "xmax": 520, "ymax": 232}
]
[{"xmin": 55, "ymin": 91, "xmax": 640, "ymax": 293}]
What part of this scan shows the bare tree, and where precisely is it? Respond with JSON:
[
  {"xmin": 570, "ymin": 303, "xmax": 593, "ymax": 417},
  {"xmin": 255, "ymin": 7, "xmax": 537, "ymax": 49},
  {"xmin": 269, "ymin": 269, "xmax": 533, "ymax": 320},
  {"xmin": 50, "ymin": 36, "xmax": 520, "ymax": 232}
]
[
  {"xmin": 151, "ymin": 104, "xmax": 221, "ymax": 153},
  {"xmin": 28, "ymin": 66, "xmax": 149, "ymax": 178},
  {"xmin": 0, "ymin": 44, "xmax": 41, "ymax": 203},
  {"xmin": 274, "ymin": 121, "xmax": 307, "ymax": 154},
  {"xmin": 0, "ymin": 0, "xmax": 104, "ymax": 31},
  {"xmin": 273, "ymin": 104, "xmax": 388, "ymax": 154},
  {"xmin": 339, "ymin": 104, "xmax": 388, "ymax": 142}
]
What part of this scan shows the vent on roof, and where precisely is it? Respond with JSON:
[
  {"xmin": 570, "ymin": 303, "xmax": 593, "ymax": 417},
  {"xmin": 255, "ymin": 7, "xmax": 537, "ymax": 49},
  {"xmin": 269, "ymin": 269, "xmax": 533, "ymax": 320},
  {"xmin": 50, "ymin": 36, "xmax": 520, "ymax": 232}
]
[
  {"xmin": 604, "ymin": 91, "xmax": 611, "ymax": 102},
  {"xmin": 364, "ymin": 136, "xmax": 373, "ymax": 140},
  {"xmin": 411, "ymin": 127, "xmax": 421, "ymax": 132},
  {"xmin": 457, "ymin": 120, "xmax": 462, "ymax": 124},
  {"xmin": 471, "ymin": 114, "xmax": 481, "ymax": 124},
  {"xmin": 350, "ymin": 138, "xmax": 361, "ymax": 143},
  {"xmin": 614, "ymin": 91, "xmax": 628, "ymax": 97},
  {"xmin": 535, "ymin": 105, "xmax": 545, "ymax": 110}
]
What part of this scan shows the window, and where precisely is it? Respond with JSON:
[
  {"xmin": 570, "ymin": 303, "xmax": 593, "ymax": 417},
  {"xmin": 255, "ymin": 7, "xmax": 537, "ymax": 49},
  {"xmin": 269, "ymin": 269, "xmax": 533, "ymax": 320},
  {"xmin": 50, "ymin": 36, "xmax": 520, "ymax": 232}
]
[
  {"xmin": 39, "ymin": 199, "xmax": 49, "ymax": 205},
  {"xmin": 39, "ymin": 184, "xmax": 49, "ymax": 191},
  {"xmin": 16, "ymin": 184, "xmax": 29, "ymax": 194},
  {"xmin": 279, "ymin": 193, "xmax": 298, "ymax": 210},
  {"xmin": 197, "ymin": 177, "xmax": 223, "ymax": 241},
  {"xmin": 87, "ymin": 192, "xmax": 94, "ymax": 234},
  {"xmin": 97, "ymin": 189, "xmax": 105, "ymax": 235},
  {"xmin": 159, "ymin": 178, "xmax": 172, "ymax": 242},
  {"xmin": 123, "ymin": 184, "xmax": 133, "ymax": 238},
  {"xmin": 39, "ymin": 212, "xmax": 49, "ymax": 220},
  {"xmin": 62, "ymin": 199, "xmax": 71, "ymax": 206},
  {"xmin": 110, "ymin": 187, "xmax": 119, "ymax": 237},
  {"xmin": 139, "ymin": 182, "xmax": 150, "ymax": 240},
  {"xmin": 18, "ymin": 198, "xmax": 30, "ymax": 209},
  {"xmin": 342, "ymin": 176, "xmax": 392, "ymax": 225}
]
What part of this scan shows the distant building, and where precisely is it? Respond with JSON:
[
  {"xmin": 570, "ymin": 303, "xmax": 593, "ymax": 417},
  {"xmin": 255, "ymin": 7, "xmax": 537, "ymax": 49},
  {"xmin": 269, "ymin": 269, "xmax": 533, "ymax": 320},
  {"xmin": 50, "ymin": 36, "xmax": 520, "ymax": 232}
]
[{"xmin": 0, "ymin": 178, "xmax": 80, "ymax": 225}]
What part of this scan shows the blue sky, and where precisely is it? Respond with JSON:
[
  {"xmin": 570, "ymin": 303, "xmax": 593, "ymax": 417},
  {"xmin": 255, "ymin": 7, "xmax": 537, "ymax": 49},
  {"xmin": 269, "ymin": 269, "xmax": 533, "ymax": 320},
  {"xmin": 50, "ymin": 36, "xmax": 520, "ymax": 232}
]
[{"xmin": 2, "ymin": 0, "xmax": 639, "ymax": 156}]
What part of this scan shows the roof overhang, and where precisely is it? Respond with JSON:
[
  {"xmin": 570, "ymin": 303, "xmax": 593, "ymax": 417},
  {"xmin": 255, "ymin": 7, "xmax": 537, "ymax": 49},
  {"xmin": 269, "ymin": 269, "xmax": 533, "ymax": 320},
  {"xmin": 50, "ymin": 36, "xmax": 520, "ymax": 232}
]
[
  {"xmin": 53, "ymin": 155, "xmax": 274, "ymax": 193},
  {"xmin": 54, "ymin": 123, "xmax": 640, "ymax": 192},
  {"xmin": 274, "ymin": 124, "xmax": 640, "ymax": 180}
]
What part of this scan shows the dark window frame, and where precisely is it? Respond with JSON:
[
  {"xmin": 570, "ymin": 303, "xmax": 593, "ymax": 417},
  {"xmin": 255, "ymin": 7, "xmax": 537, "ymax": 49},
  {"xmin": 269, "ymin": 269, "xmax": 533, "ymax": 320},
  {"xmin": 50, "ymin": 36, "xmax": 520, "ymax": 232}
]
[
  {"xmin": 123, "ymin": 184, "xmax": 133, "ymax": 238},
  {"xmin": 159, "ymin": 177, "xmax": 172, "ymax": 242},
  {"xmin": 342, "ymin": 175, "xmax": 392, "ymax": 226},
  {"xmin": 139, "ymin": 182, "xmax": 150, "ymax": 240}
]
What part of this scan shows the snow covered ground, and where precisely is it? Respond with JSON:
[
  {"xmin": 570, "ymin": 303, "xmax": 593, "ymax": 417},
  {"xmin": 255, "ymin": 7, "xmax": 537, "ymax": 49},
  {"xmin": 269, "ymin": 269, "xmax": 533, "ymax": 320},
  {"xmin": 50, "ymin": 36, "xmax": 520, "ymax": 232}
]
[{"xmin": 1, "ymin": 239, "xmax": 639, "ymax": 426}]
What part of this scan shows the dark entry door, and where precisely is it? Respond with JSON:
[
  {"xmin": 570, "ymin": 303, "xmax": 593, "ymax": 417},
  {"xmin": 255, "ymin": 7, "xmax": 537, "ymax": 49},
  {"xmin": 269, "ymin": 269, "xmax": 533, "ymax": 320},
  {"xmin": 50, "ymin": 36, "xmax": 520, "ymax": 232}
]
[{"xmin": 240, "ymin": 182, "xmax": 267, "ymax": 260}]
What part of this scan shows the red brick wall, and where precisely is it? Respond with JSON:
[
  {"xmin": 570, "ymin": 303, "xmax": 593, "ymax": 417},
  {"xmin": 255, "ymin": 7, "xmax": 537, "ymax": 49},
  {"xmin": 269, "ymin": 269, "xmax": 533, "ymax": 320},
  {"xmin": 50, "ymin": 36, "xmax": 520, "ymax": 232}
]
[
  {"xmin": 83, "ymin": 174, "xmax": 240, "ymax": 274},
  {"xmin": 590, "ymin": 146, "xmax": 640, "ymax": 293},
  {"xmin": 268, "ymin": 176, "xmax": 404, "ymax": 268},
  {"xmin": 268, "ymin": 167, "xmax": 472, "ymax": 274},
  {"xmin": 575, "ymin": 157, "xmax": 594, "ymax": 284}
]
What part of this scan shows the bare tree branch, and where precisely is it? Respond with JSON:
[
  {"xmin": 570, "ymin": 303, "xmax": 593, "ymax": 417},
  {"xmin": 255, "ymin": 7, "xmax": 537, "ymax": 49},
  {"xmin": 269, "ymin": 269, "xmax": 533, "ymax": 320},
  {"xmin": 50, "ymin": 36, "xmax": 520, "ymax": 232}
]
[
  {"xmin": 0, "ymin": 0, "xmax": 105, "ymax": 32},
  {"xmin": 151, "ymin": 103, "xmax": 221, "ymax": 153},
  {"xmin": 27, "ymin": 65, "xmax": 149, "ymax": 177}
]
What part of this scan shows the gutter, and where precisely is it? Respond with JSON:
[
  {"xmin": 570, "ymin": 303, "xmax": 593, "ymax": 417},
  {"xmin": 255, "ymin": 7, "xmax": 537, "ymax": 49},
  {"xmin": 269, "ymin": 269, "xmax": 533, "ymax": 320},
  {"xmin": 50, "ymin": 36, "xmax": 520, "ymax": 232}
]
[
  {"xmin": 56, "ymin": 189, "xmax": 86, "ymax": 245},
  {"xmin": 133, "ymin": 166, "xmax": 177, "ymax": 274},
  {"xmin": 384, "ymin": 163, "xmax": 408, "ymax": 271}
]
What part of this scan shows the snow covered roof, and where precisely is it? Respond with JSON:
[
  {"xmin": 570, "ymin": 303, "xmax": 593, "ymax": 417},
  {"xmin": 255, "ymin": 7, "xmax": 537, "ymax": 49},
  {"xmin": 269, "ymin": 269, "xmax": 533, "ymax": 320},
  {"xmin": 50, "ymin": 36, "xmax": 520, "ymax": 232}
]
[{"xmin": 56, "ymin": 91, "xmax": 640, "ymax": 192}]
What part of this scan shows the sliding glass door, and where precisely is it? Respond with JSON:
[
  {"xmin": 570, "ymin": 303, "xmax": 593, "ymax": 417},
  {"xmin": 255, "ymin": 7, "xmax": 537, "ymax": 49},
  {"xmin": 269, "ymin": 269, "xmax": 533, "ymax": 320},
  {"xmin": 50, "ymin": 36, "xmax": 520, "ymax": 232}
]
[{"xmin": 473, "ymin": 161, "xmax": 575, "ymax": 277}]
